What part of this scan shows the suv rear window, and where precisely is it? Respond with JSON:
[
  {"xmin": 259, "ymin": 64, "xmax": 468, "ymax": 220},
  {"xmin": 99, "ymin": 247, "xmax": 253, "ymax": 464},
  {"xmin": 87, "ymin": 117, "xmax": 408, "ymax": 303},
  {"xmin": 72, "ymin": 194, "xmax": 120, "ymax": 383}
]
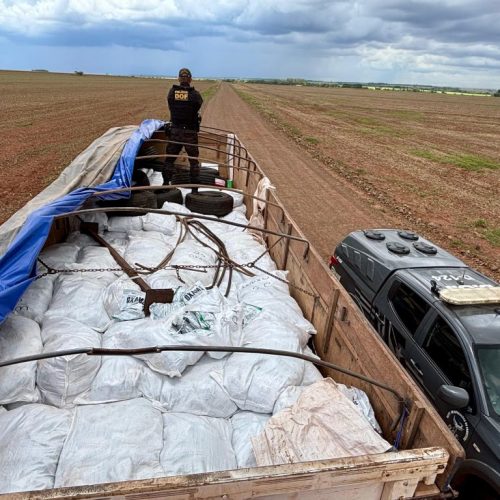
[{"xmin": 389, "ymin": 282, "xmax": 430, "ymax": 335}]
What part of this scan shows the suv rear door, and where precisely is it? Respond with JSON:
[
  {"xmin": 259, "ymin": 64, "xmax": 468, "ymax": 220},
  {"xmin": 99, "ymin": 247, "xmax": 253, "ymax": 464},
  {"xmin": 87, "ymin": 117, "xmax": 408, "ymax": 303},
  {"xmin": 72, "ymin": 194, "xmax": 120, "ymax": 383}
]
[{"xmin": 411, "ymin": 312, "xmax": 480, "ymax": 446}]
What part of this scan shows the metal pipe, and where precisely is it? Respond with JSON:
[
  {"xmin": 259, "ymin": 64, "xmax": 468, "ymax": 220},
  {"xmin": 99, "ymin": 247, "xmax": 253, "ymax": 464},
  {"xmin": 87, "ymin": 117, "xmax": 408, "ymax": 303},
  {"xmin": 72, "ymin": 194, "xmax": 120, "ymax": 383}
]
[{"xmin": 0, "ymin": 345, "xmax": 405, "ymax": 403}]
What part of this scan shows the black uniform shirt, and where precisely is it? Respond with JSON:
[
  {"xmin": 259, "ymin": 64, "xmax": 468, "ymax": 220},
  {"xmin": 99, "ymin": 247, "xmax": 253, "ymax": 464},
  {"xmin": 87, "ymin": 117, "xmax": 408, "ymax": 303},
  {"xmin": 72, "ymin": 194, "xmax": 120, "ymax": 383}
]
[{"xmin": 167, "ymin": 84, "xmax": 203, "ymax": 130}]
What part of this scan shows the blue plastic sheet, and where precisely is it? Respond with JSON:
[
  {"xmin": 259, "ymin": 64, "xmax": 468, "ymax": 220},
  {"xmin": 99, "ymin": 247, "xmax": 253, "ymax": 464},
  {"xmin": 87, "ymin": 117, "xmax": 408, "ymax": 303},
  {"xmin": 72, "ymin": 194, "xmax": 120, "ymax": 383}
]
[{"xmin": 0, "ymin": 119, "xmax": 164, "ymax": 323}]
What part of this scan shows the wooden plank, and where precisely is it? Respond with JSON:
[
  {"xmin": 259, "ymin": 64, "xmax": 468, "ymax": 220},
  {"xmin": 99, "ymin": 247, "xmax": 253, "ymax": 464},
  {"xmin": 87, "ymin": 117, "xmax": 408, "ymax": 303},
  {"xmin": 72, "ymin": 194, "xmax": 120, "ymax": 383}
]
[{"xmin": 6, "ymin": 448, "xmax": 448, "ymax": 500}]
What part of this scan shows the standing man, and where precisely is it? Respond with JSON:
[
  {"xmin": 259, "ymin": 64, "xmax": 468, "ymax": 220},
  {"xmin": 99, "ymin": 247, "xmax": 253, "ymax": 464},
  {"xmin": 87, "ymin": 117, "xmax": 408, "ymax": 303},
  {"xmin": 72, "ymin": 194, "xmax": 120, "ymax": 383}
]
[{"xmin": 163, "ymin": 68, "xmax": 203, "ymax": 187}]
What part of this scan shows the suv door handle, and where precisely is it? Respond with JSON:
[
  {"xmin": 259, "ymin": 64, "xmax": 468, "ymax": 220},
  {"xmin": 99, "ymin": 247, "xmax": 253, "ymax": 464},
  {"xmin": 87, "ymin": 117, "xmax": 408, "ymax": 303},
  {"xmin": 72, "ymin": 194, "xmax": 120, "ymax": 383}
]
[{"xmin": 409, "ymin": 358, "xmax": 424, "ymax": 377}]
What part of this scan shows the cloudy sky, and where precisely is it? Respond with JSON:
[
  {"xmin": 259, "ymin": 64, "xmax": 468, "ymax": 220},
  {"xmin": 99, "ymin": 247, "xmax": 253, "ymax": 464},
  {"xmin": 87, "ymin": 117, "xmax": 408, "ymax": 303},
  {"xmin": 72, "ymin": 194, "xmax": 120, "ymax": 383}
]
[{"xmin": 0, "ymin": 0, "xmax": 499, "ymax": 88}]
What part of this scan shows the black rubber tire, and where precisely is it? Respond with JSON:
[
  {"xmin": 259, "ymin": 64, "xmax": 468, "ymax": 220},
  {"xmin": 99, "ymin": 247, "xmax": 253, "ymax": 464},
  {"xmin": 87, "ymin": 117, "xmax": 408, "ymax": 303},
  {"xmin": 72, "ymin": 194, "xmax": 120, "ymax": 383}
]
[
  {"xmin": 155, "ymin": 188, "xmax": 183, "ymax": 207},
  {"xmin": 171, "ymin": 167, "xmax": 224, "ymax": 186},
  {"xmin": 101, "ymin": 190, "xmax": 157, "ymax": 217},
  {"xmin": 185, "ymin": 191, "xmax": 233, "ymax": 217},
  {"xmin": 135, "ymin": 146, "xmax": 164, "ymax": 171}
]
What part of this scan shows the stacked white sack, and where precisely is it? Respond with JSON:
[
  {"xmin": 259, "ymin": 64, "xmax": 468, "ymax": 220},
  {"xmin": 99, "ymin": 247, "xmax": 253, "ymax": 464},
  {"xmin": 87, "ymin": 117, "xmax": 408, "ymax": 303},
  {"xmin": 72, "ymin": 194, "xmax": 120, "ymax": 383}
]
[
  {"xmin": 161, "ymin": 413, "xmax": 237, "ymax": 476},
  {"xmin": 0, "ymin": 404, "xmax": 72, "ymax": 493},
  {"xmin": 45, "ymin": 275, "xmax": 111, "ymax": 332},
  {"xmin": 14, "ymin": 276, "xmax": 53, "ymax": 324},
  {"xmin": 37, "ymin": 317, "xmax": 102, "ymax": 407},
  {"xmin": 103, "ymin": 318, "xmax": 213, "ymax": 377},
  {"xmin": 222, "ymin": 313, "xmax": 307, "ymax": 413},
  {"xmin": 0, "ymin": 316, "xmax": 42, "ymax": 404},
  {"xmin": 55, "ymin": 399, "xmax": 164, "ymax": 487},
  {"xmin": 231, "ymin": 411, "xmax": 270, "ymax": 468}
]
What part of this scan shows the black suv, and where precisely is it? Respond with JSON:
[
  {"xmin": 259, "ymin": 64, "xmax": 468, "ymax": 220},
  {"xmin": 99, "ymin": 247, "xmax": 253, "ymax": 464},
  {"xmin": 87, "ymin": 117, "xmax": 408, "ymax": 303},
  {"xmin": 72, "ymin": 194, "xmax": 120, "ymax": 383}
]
[{"xmin": 330, "ymin": 229, "xmax": 500, "ymax": 498}]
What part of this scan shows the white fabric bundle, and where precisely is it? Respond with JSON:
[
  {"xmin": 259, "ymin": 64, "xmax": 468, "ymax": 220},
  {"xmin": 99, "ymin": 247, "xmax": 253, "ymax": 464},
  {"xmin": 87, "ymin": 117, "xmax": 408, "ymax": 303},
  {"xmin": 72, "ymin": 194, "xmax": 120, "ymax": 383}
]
[
  {"xmin": 103, "ymin": 318, "xmax": 212, "ymax": 377},
  {"xmin": 37, "ymin": 317, "xmax": 102, "ymax": 407},
  {"xmin": 107, "ymin": 215, "xmax": 143, "ymax": 232},
  {"xmin": 76, "ymin": 356, "xmax": 162, "ymax": 404},
  {"xmin": 124, "ymin": 236, "xmax": 173, "ymax": 269},
  {"xmin": 231, "ymin": 411, "xmax": 270, "ymax": 468},
  {"xmin": 45, "ymin": 275, "xmax": 111, "ymax": 332},
  {"xmin": 238, "ymin": 273, "xmax": 315, "ymax": 337},
  {"xmin": 222, "ymin": 315, "xmax": 306, "ymax": 413},
  {"xmin": 142, "ymin": 212, "xmax": 177, "ymax": 235},
  {"xmin": 169, "ymin": 240, "xmax": 217, "ymax": 287},
  {"xmin": 14, "ymin": 276, "xmax": 54, "ymax": 324},
  {"xmin": 252, "ymin": 379, "xmax": 391, "ymax": 467},
  {"xmin": 156, "ymin": 356, "xmax": 237, "ymax": 417},
  {"xmin": 161, "ymin": 413, "xmax": 237, "ymax": 476},
  {"xmin": 0, "ymin": 316, "xmax": 42, "ymax": 404},
  {"xmin": 55, "ymin": 399, "xmax": 164, "ymax": 487},
  {"xmin": 0, "ymin": 404, "xmax": 72, "ymax": 493},
  {"xmin": 76, "ymin": 245, "xmax": 123, "ymax": 284}
]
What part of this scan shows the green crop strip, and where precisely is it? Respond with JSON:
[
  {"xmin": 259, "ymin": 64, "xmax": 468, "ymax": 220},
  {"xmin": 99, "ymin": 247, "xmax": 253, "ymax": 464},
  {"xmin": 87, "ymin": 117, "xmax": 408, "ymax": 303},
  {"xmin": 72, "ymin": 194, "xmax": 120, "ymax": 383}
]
[{"xmin": 411, "ymin": 149, "xmax": 500, "ymax": 171}]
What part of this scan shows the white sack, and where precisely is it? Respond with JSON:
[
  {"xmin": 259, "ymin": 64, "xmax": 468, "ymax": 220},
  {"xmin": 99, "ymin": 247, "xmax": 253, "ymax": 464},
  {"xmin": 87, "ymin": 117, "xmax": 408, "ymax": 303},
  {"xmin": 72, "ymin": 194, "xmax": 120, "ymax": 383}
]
[
  {"xmin": 222, "ymin": 316, "xmax": 305, "ymax": 413},
  {"xmin": 101, "ymin": 231, "xmax": 129, "ymax": 250},
  {"xmin": 221, "ymin": 231, "xmax": 276, "ymax": 273},
  {"xmin": 107, "ymin": 215, "xmax": 143, "ymax": 232},
  {"xmin": 45, "ymin": 275, "xmax": 111, "ymax": 332},
  {"xmin": 149, "ymin": 171, "xmax": 164, "ymax": 186},
  {"xmin": 65, "ymin": 231, "xmax": 100, "ymax": 247},
  {"xmin": 76, "ymin": 356, "xmax": 162, "ymax": 404},
  {"xmin": 78, "ymin": 211, "xmax": 108, "ymax": 231},
  {"xmin": 231, "ymin": 411, "xmax": 270, "ymax": 468},
  {"xmin": 252, "ymin": 379, "xmax": 391, "ymax": 467},
  {"xmin": 155, "ymin": 356, "xmax": 237, "ymax": 417},
  {"xmin": 238, "ymin": 273, "xmax": 315, "ymax": 337},
  {"xmin": 75, "ymin": 246, "xmax": 123, "ymax": 284},
  {"xmin": 146, "ymin": 269, "xmax": 183, "ymax": 290},
  {"xmin": 0, "ymin": 316, "xmax": 42, "ymax": 405},
  {"xmin": 124, "ymin": 237, "xmax": 173, "ymax": 269},
  {"xmin": 337, "ymin": 383, "xmax": 383, "ymax": 434},
  {"xmin": 55, "ymin": 399, "xmax": 164, "ymax": 487},
  {"xmin": 169, "ymin": 240, "xmax": 217, "ymax": 287},
  {"xmin": 37, "ymin": 243, "xmax": 80, "ymax": 275},
  {"xmin": 0, "ymin": 404, "xmax": 72, "ymax": 494},
  {"xmin": 102, "ymin": 277, "xmax": 145, "ymax": 321},
  {"xmin": 14, "ymin": 276, "xmax": 53, "ymax": 324},
  {"xmin": 37, "ymin": 317, "xmax": 102, "ymax": 407},
  {"xmin": 103, "ymin": 318, "xmax": 210, "ymax": 377},
  {"xmin": 273, "ymin": 385, "xmax": 306, "ymax": 415},
  {"xmin": 143, "ymin": 212, "xmax": 177, "ymax": 235},
  {"xmin": 161, "ymin": 413, "xmax": 237, "ymax": 476},
  {"xmin": 161, "ymin": 201, "xmax": 192, "ymax": 215}
]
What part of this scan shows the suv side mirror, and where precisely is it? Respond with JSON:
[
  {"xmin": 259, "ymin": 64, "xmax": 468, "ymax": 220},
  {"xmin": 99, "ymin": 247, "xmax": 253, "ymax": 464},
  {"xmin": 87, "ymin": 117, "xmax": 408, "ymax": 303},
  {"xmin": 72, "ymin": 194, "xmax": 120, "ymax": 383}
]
[{"xmin": 437, "ymin": 385, "xmax": 469, "ymax": 409}]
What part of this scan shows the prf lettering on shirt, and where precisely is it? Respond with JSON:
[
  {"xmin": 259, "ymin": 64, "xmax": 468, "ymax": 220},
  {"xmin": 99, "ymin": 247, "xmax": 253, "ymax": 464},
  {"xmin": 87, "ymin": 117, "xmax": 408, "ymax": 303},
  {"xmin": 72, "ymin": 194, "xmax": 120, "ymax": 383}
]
[{"xmin": 174, "ymin": 90, "xmax": 189, "ymax": 101}]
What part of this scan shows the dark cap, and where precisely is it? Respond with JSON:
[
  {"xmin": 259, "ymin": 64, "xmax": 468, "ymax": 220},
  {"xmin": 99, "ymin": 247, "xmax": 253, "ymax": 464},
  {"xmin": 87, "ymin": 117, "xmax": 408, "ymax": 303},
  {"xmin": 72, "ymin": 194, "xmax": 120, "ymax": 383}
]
[{"xmin": 178, "ymin": 68, "xmax": 192, "ymax": 78}]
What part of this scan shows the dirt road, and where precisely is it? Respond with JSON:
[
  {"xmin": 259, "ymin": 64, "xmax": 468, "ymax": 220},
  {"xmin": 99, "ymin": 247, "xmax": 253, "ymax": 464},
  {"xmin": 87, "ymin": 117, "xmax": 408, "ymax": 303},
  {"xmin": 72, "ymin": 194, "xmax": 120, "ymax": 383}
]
[{"xmin": 203, "ymin": 82, "xmax": 399, "ymax": 260}]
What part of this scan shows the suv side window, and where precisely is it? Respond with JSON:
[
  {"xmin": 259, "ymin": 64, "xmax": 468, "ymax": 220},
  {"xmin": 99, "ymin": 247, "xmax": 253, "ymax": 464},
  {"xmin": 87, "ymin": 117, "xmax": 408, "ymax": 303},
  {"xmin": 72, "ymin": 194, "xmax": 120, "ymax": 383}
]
[
  {"xmin": 422, "ymin": 316, "xmax": 475, "ymax": 408},
  {"xmin": 389, "ymin": 282, "xmax": 430, "ymax": 335}
]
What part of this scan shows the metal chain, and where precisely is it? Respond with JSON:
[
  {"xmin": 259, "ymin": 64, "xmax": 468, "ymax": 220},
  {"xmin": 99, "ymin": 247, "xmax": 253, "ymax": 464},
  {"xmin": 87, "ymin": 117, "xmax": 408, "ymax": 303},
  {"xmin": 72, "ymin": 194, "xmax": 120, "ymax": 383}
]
[{"xmin": 36, "ymin": 260, "xmax": 318, "ymax": 298}]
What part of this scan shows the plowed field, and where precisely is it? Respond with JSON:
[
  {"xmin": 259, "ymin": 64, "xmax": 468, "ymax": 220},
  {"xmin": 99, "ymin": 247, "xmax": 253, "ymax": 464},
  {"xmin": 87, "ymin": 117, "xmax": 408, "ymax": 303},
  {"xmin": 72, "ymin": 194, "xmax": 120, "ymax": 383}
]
[
  {"xmin": 1, "ymin": 72, "xmax": 498, "ymax": 280},
  {"xmin": 204, "ymin": 83, "xmax": 499, "ymax": 281}
]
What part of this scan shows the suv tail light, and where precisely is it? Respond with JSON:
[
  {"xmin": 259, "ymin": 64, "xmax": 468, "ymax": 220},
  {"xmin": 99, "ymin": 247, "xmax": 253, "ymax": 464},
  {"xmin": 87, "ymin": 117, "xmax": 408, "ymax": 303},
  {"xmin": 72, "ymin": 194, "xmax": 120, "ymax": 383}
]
[{"xmin": 329, "ymin": 255, "xmax": 339, "ymax": 268}]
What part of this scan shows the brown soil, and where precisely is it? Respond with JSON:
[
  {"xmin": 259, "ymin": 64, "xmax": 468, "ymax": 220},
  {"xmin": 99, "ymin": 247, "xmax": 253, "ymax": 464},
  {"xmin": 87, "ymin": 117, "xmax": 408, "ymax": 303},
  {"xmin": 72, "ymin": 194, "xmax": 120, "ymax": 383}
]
[
  {"xmin": 203, "ymin": 83, "xmax": 500, "ymax": 281},
  {"xmin": 0, "ymin": 70, "xmax": 215, "ymax": 225}
]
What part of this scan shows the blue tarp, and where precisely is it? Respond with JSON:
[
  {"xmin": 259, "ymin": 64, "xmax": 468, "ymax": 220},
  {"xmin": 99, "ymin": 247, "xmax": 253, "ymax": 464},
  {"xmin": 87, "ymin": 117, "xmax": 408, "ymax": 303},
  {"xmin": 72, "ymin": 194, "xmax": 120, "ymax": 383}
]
[{"xmin": 0, "ymin": 119, "xmax": 164, "ymax": 323}]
